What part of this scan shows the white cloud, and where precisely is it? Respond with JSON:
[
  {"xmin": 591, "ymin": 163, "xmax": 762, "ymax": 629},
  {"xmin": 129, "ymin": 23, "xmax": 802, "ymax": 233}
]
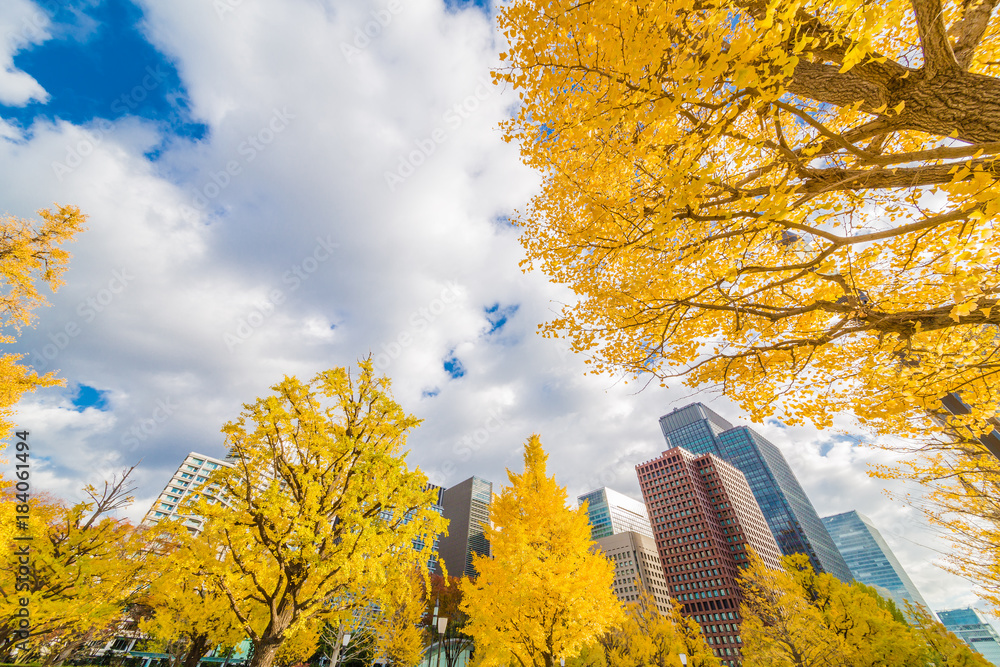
[{"xmin": 0, "ymin": 0, "xmax": 51, "ymax": 105}]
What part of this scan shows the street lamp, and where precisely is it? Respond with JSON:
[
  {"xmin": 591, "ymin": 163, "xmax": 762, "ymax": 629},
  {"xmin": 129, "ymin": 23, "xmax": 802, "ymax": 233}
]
[
  {"xmin": 335, "ymin": 632, "xmax": 351, "ymax": 667},
  {"xmin": 679, "ymin": 654, "xmax": 688, "ymax": 666},
  {"xmin": 435, "ymin": 617, "xmax": 448, "ymax": 667}
]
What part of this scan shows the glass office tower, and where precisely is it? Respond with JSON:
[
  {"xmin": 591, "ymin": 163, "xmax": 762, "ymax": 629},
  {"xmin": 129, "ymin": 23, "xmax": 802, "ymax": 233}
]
[
  {"xmin": 939, "ymin": 608, "xmax": 1000, "ymax": 665},
  {"xmin": 822, "ymin": 511, "xmax": 930, "ymax": 615},
  {"xmin": 659, "ymin": 403, "xmax": 854, "ymax": 582},
  {"xmin": 438, "ymin": 476, "xmax": 493, "ymax": 578},
  {"xmin": 578, "ymin": 486, "xmax": 654, "ymax": 540}
]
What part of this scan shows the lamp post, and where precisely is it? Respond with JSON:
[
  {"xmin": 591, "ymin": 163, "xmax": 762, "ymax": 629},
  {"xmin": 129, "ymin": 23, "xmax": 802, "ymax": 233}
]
[
  {"xmin": 679, "ymin": 653, "xmax": 688, "ymax": 666},
  {"xmin": 435, "ymin": 617, "xmax": 448, "ymax": 667},
  {"xmin": 336, "ymin": 632, "xmax": 351, "ymax": 667}
]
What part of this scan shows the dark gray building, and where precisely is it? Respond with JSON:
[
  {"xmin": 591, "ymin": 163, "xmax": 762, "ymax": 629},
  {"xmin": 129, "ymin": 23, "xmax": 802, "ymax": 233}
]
[
  {"xmin": 437, "ymin": 476, "xmax": 493, "ymax": 578},
  {"xmin": 658, "ymin": 403, "xmax": 854, "ymax": 583},
  {"xmin": 822, "ymin": 511, "xmax": 929, "ymax": 616}
]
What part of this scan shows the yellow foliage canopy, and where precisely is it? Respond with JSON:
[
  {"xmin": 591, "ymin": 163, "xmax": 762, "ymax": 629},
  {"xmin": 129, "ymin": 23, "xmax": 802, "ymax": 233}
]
[
  {"xmin": 593, "ymin": 591, "xmax": 719, "ymax": 667},
  {"xmin": 182, "ymin": 360, "xmax": 446, "ymax": 667},
  {"xmin": 738, "ymin": 553, "xmax": 990, "ymax": 667},
  {"xmin": 0, "ymin": 473, "xmax": 142, "ymax": 661},
  {"xmin": 498, "ymin": 0, "xmax": 1000, "ymax": 439},
  {"xmin": 0, "ymin": 205, "xmax": 85, "ymax": 437},
  {"xmin": 460, "ymin": 435, "xmax": 624, "ymax": 667}
]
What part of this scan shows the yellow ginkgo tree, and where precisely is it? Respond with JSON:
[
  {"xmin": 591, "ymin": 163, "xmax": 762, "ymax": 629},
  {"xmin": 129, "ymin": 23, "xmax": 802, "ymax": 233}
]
[
  {"xmin": 496, "ymin": 0, "xmax": 1000, "ymax": 442},
  {"xmin": 0, "ymin": 205, "xmax": 86, "ymax": 438},
  {"xmin": 184, "ymin": 360, "xmax": 446, "ymax": 667},
  {"xmin": 0, "ymin": 470, "xmax": 143, "ymax": 664},
  {"xmin": 138, "ymin": 521, "xmax": 246, "ymax": 667},
  {"xmin": 461, "ymin": 435, "xmax": 623, "ymax": 667},
  {"xmin": 738, "ymin": 553, "xmax": 989, "ymax": 667},
  {"xmin": 594, "ymin": 591, "xmax": 719, "ymax": 667}
]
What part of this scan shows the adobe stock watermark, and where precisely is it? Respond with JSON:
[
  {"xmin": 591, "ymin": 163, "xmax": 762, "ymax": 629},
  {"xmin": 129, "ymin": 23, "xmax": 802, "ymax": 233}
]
[
  {"xmin": 180, "ymin": 107, "xmax": 294, "ymax": 223},
  {"xmin": 213, "ymin": 0, "xmax": 248, "ymax": 19},
  {"xmin": 425, "ymin": 406, "xmax": 507, "ymax": 486},
  {"xmin": 50, "ymin": 66, "xmax": 168, "ymax": 182},
  {"xmin": 4, "ymin": 0, "xmax": 70, "ymax": 46},
  {"xmin": 339, "ymin": 0, "xmax": 404, "ymax": 64},
  {"xmin": 223, "ymin": 235, "xmax": 339, "ymax": 351},
  {"xmin": 372, "ymin": 282, "xmax": 463, "ymax": 370},
  {"xmin": 121, "ymin": 397, "xmax": 179, "ymax": 451},
  {"xmin": 383, "ymin": 77, "xmax": 493, "ymax": 191},
  {"xmin": 29, "ymin": 268, "xmax": 134, "ymax": 372}
]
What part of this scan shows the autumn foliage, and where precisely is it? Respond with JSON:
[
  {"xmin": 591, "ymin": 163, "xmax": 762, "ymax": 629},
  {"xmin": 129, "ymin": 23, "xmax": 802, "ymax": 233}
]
[
  {"xmin": 461, "ymin": 435, "xmax": 623, "ymax": 667},
  {"xmin": 0, "ymin": 205, "xmax": 85, "ymax": 438},
  {"xmin": 739, "ymin": 553, "xmax": 990, "ymax": 667},
  {"xmin": 496, "ymin": 0, "xmax": 1000, "ymax": 443},
  {"xmin": 178, "ymin": 361, "xmax": 447, "ymax": 667}
]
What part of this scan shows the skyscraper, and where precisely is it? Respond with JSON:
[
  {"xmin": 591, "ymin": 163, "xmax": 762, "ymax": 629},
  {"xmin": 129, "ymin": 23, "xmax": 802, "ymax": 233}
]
[
  {"xmin": 141, "ymin": 451, "xmax": 233, "ymax": 532},
  {"xmin": 939, "ymin": 608, "xmax": 1000, "ymax": 666},
  {"xmin": 437, "ymin": 476, "xmax": 493, "ymax": 578},
  {"xmin": 637, "ymin": 446, "xmax": 784, "ymax": 666},
  {"xmin": 821, "ymin": 511, "xmax": 930, "ymax": 616},
  {"xmin": 578, "ymin": 486, "xmax": 654, "ymax": 540},
  {"xmin": 659, "ymin": 403, "xmax": 854, "ymax": 582}
]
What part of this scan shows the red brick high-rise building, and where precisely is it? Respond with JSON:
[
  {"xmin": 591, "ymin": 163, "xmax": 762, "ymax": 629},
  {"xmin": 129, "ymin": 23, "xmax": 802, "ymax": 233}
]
[{"xmin": 636, "ymin": 447, "xmax": 783, "ymax": 665}]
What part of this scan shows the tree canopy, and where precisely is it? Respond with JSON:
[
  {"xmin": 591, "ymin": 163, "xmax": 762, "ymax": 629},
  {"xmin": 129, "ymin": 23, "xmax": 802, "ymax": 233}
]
[
  {"xmin": 497, "ymin": 0, "xmax": 1000, "ymax": 440},
  {"xmin": 739, "ymin": 553, "xmax": 990, "ymax": 667},
  {"xmin": 460, "ymin": 435, "xmax": 623, "ymax": 667},
  {"xmin": 179, "ymin": 360, "xmax": 446, "ymax": 667},
  {"xmin": 0, "ymin": 205, "xmax": 85, "ymax": 438},
  {"xmin": 591, "ymin": 590, "xmax": 720, "ymax": 667},
  {"xmin": 0, "ymin": 469, "xmax": 142, "ymax": 664}
]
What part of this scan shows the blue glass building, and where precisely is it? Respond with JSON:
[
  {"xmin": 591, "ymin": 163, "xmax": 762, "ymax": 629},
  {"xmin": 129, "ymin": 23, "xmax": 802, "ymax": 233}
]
[
  {"xmin": 658, "ymin": 403, "xmax": 854, "ymax": 583},
  {"xmin": 578, "ymin": 486, "xmax": 654, "ymax": 540},
  {"xmin": 822, "ymin": 510, "xmax": 929, "ymax": 616},
  {"xmin": 939, "ymin": 608, "xmax": 1000, "ymax": 665}
]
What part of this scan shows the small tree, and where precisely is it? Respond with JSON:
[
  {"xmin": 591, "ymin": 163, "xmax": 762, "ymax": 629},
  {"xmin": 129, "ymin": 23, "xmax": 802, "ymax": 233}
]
[
  {"xmin": 460, "ymin": 435, "xmax": 623, "ymax": 667},
  {"xmin": 595, "ymin": 591, "xmax": 719, "ymax": 667},
  {"xmin": 0, "ymin": 469, "xmax": 143, "ymax": 664},
  {"xmin": 186, "ymin": 360, "xmax": 447, "ymax": 667},
  {"xmin": 375, "ymin": 567, "xmax": 429, "ymax": 667}
]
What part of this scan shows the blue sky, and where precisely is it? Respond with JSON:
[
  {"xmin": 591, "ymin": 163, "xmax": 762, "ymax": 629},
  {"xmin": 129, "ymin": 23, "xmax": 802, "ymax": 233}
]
[
  {"xmin": 1, "ymin": 0, "xmax": 205, "ymax": 139},
  {"xmin": 0, "ymin": 0, "xmax": 993, "ymax": 620}
]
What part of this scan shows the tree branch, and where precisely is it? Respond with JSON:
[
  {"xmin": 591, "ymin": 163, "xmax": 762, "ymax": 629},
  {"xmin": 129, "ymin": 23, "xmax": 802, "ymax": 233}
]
[{"xmin": 912, "ymin": 0, "xmax": 962, "ymax": 75}]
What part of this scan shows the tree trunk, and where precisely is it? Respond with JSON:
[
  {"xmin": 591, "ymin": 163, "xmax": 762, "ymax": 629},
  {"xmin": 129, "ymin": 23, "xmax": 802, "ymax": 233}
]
[
  {"xmin": 47, "ymin": 630, "xmax": 91, "ymax": 667},
  {"xmin": 249, "ymin": 641, "xmax": 282, "ymax": 667},
  {"xmin": 183, "ymin": 634, "xmax": 213, "ymax": 667}
]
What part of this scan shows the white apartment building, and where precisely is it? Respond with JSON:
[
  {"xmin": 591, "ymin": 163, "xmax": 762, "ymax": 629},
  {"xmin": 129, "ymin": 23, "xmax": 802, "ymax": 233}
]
[{"xmin": 141, "ymin": 451, "xmax": 232, "ymax": 532}]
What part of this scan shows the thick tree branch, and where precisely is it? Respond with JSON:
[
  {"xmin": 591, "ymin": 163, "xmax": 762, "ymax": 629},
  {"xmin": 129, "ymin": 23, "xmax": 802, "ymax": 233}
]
[
  {"xmin": 786, "ymin": 61, "xmax": 890, "ymax": 112},
  {"xmin": 948, "ymin": 0, "xmax": 1000, "ymax": 69},
  {"xmin": 912, "ymin": 0, "xmax": 962, "ymax": 75}
]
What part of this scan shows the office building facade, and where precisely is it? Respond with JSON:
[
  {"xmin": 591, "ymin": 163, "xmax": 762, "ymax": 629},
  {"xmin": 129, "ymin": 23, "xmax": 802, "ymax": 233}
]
[
  {"xmin": 437, "ymin": 476, "xmax": 493, "ymax": 578},
  {"xmin": 578, "ymin": 486, "xmax": 654, "ymax": 540},
  {"xmin": 637, "ymin": 446, "xmax": 783, "ymax": 665},
  {"xmin": 141, "ymin": 451, "xmax": 232, "ymax": 532},
  {"xmin": 659, "ymin": 403, "xmax": 854, "ymax": 583},
  {"xmin": 821, "ymin": 511, "xmax": 930, "ymax": 616},
  {"xmin": 595, "ymin": 531, "xmax": 672, "ymax": 616},
  {"xmin": 939, "ymin": 608, "xmax": 1000, "ymax": 666}
]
